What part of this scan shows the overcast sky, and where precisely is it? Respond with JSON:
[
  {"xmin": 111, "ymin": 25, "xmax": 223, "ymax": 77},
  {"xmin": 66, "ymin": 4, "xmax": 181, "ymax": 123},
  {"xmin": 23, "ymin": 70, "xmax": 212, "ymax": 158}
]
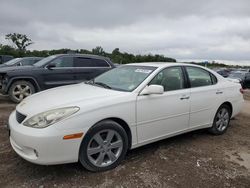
[{"xmin": 1, "ymin": 0, "xmax": 250, "ymax": 64}]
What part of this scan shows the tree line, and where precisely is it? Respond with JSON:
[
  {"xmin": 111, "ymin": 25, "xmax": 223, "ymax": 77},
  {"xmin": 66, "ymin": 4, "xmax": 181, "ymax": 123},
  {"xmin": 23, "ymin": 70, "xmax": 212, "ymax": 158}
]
[{"xmin": 0, "ymin": 33, "xmax": 176, "ymax": 64}]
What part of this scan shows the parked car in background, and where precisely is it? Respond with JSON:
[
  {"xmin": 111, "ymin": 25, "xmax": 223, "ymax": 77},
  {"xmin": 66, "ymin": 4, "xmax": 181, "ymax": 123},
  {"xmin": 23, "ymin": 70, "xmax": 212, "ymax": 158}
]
[
  {"xmin": 228, "ymin": 71, "xmax": 250, "ymax": 89},
  {"xmin": 0, "ymin": 57, "xmax": 43, "ymax": 68},
  {"xmin": 8, "ymin": 63, "xmax": 243, "ymax": 172},
  {"xmin": 215, "ymin": 69, "xmax": 230, "ymax": 78},
  {"xmin": 0, "ymin": 55, "xmax": 14, "ymax": 64},
  {"xmin": 113, "ymin": 63, "xmax": 122, "ymax": 67},
  {"xmin": 0, "ymin": 54, "xmax": 114, "ymax": 103}
]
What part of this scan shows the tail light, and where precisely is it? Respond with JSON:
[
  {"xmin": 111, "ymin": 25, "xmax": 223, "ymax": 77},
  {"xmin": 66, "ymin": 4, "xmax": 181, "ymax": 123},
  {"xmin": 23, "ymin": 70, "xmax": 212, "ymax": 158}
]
[{"xmin": 240, "ymin": 88, "xmax": 244, "ymax": 94}]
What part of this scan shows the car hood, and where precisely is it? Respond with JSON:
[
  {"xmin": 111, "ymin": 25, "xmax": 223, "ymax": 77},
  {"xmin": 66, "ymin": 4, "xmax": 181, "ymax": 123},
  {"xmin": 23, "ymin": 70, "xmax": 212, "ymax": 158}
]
[
  {"xmin": 0, "ymin": 65, "xmax": 35, "ymax": 73},
  {"xmin": 16, "ymin": 83, "xmax": 127, "ymax": 116}
]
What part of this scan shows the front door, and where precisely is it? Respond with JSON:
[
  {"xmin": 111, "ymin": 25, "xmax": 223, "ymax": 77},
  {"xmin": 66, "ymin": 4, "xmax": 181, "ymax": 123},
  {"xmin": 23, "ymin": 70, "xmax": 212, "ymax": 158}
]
[
  {"xmin": 41, "ymin": 56, "xmax": 76, "ymax": 89},
  {"xmin": 136, "ymin": 66, "xmax": 190, "ymax": 144}
]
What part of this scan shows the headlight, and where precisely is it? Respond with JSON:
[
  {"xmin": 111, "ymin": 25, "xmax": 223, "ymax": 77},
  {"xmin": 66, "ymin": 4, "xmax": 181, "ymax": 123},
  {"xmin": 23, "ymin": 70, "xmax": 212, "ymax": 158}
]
[
  {"xmin": 23, "ymin": 107, "xmax": 80, "ymax": 128},
  {"xmin": 3, "ymin": 75, "xmax": 9, "ymax": 83}
]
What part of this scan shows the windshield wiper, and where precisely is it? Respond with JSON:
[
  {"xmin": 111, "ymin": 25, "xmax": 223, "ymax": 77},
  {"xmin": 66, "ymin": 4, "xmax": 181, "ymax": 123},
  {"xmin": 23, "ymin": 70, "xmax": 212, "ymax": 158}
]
[
  {"xmin": 94, "ymin": 82, "xmax": 112, "ymax": 89},
  {"xmin": 85, "ymin": 80, "xmax": 112, "ymax": 89},
  {"xmin": 85, "ymin": 79, "xmax": 94, "ymax": 84}
]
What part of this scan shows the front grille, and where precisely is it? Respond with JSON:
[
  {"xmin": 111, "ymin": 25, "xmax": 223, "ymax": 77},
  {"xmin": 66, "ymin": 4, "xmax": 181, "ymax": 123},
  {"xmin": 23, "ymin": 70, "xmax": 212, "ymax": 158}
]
[{"xmin": 16, "ymin": 111, "xmax": 27, "ymax": 124}]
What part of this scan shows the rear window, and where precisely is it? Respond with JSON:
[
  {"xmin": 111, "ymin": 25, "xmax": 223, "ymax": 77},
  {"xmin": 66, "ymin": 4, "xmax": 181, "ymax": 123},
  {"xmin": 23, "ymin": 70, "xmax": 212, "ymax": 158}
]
[
  {"xmin": 73, "ymin": 57, "xmax": 109, "ymax": 67},
  {"xmin": 92, "ymin": 59, "xmax": 110, "ymax": 67},
  {"xmin": 73, "ymin": 57, "xmax": 93, "ymax": 67},
  {"xmin": 210, "ymin": 73, "xmax": 217, "ymax": 84},
  {"xmin": 186, "ymin": 67, "xmax": 213, "ymax": 87}
]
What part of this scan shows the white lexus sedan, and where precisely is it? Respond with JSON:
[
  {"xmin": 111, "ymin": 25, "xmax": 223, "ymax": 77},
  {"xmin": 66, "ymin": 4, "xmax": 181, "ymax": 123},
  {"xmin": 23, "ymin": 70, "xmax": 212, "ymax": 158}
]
[{"xmin": 8, "ymin": 63, "xmax": 244, "ymax": 172}]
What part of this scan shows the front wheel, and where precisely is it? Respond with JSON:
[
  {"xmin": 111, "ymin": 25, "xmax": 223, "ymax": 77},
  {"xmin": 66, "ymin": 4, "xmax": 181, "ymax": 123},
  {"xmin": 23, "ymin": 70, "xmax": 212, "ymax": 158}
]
[
  {"xmin": 8, "ymin": 80, "xmax": 35, "ymax": 103},
  {"xmin": 79, "ymin": 120, "xmax": 128, "ymax": 172},
  {"xmin": 209, "ymin": 104, "xmax": 231, "ymax": 135}
]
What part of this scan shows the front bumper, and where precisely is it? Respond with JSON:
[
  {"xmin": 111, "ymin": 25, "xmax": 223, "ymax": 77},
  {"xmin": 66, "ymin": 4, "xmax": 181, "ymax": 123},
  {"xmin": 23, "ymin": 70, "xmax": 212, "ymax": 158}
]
[{"xmin": 8, "ymin": 111, "xmax": 84, "ymax": 165}]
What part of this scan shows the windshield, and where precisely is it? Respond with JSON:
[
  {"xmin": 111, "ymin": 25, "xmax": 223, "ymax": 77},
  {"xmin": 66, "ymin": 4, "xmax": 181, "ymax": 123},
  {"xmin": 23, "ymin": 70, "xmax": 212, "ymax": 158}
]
[
  {"xmin": 34, "ymin": 55, "xmax": 57, "ymax": 67},
  {"xmin": 91, "ymin": 65, "xmax": 157, "ymax": 92},
  {"xmin": 4, "ymin": 58, "xmax": 21, "ymax": 65}
]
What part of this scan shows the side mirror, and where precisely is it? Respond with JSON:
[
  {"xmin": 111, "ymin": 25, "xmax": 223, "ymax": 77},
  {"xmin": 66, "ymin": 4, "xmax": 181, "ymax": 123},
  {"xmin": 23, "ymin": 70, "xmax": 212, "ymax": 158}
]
[
  {"xmin": 140, "ymin": 85, "xmax": 164, "ymax": 95},
  {"xmin": 46, "ymin": 63, "xmax": 56, "ymax": 70}
]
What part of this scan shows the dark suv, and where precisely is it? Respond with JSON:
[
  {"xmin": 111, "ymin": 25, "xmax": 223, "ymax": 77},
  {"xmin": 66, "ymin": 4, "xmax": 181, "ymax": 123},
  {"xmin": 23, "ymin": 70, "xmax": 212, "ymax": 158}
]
[
  {"xmin": 0, "ymin": 57, "xmax": 43, "ymax": 68},
  {"xmin": 0, "ymin": 54, "xmax": 115, "ymax": 103}
]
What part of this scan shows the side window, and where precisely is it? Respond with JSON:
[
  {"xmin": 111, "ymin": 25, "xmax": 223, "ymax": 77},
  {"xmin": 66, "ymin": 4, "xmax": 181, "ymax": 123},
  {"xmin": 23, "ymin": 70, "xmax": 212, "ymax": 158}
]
[
  {"xmin": 92, "ymin": 59, "xmax": 110, "ymax": 67},
  {"xmin": 186, "ymin": 67, "xmax": 212, "ymax": 87},
  {"xmin": 73, "ymin": 57, "xmax": 94, "ymax": 67},
  {"xmin": 51, "ymin": 57, "xmax": 73, "ymax": 67},
  {"xmin": 34, "ymin": 59, "xmax": 41, "ymax": 63},
  {"xmin": 21, "ymin": 59, "xmax": 35, "ymax": 66},
  {"xmin": 149, "ymin": 67, "xmax": 185, "ymax": 91}
]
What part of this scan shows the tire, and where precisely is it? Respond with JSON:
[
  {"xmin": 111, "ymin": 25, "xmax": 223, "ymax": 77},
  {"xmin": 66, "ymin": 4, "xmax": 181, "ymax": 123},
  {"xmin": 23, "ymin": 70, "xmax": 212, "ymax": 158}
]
[
  {"xmin": 8, "ymin": 80, "xmax": 35, "ymax": 103},
  {"xmin": 208, "ymin": 104, "xmax": 232, "ymax": 135},
  {"xmin": 79, "ymin": 120, "xmax": 128, "ymax": 172}
]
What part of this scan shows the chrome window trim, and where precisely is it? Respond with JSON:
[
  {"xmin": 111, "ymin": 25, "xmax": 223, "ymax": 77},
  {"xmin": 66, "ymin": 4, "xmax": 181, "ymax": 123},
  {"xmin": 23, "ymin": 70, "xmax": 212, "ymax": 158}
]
[
  {"xmin": 45, "ymin": 57, "xmax": 112, "ymax": 69},
  {"xmin": 45, "ymin": 66, "xmax": 112, "ymax": 70}
]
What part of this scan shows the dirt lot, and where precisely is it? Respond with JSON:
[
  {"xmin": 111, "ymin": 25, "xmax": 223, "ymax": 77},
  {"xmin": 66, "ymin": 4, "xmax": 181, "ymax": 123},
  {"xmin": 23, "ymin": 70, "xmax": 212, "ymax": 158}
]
[{"xmin": 0, "ymin": 93, "xmax": 250, "ymax": 188}]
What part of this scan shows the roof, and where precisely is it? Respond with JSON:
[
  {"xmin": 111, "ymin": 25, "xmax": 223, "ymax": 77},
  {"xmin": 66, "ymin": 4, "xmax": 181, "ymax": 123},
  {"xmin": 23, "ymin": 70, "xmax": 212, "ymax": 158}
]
[
  {"xmin": 124, "ymin": 62, "xmax": 224, "ymax": 81},
  {"xmin": 125, "ymin": 62, "xmax": 195, "ymax": 68},
  {"xmin": 54, "ymin": 54, "xmax": 111, "ymax": 61},
  {"xmin": 21, "ymin": 57, "xmax": 43, "ymax": 59}
]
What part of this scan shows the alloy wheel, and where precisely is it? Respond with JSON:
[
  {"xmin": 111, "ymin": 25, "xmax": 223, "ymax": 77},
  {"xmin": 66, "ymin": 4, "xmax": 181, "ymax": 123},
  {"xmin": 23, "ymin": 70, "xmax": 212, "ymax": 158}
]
[
  {"xmin": 12, "ymin": 84, "xmax": 32, "ymax": 101},
  {"xmin": 215, "ymin": 108, "xmax": 230, "ymax": 132},
  {"xmin": 87, "ymin": 129, "xmax": 123, "ymax": 167}
]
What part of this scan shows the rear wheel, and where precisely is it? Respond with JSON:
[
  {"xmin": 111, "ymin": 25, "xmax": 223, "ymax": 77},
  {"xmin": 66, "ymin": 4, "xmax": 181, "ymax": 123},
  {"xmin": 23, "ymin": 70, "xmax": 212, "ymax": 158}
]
[
  {"xmin": 209, "ymin": 104, "xmax": 231, "ymax": 135},
  {"xmin": 8, "ymin": 80, "xmax": 35, "ymax": 103},
  {"xmin": 79, "ymin": 120, "xmax": 128, "ymax": 172}
]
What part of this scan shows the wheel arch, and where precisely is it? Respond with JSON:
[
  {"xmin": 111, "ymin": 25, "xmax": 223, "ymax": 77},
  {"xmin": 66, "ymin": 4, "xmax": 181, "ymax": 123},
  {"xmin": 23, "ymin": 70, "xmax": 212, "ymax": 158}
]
[
  {"xmin": 7, "ymin": 77, "xmax": 40, "ymax": 93},
  {"xmin": 84, "ymin": 117, "xmax": 133, "ymax": 150},
  {"xmin": 107, "ymin": 117, "xmax": 132, "ymax": 149},
  {"xmin": 220, "ymin": 101, "xmax": 233, "ymax": 116}
]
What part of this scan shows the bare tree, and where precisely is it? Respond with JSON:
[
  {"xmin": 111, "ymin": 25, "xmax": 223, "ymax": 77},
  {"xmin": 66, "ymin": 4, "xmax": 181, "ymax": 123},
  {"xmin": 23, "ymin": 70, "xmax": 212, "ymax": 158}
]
[{"xmin": 5, "ymin": 33, "xmax": 33, "ymax": 51}]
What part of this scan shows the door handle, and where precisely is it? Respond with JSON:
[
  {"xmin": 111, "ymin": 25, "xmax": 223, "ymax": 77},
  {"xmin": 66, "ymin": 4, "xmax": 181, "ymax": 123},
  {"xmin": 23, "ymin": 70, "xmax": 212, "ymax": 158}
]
[
  {"xmin": 180, "ymin": 96, "xmax": 190, "ymax": 100},
  {"xmin": 216, "ymin": 91, "xmax": 223, "ymax": 94}
]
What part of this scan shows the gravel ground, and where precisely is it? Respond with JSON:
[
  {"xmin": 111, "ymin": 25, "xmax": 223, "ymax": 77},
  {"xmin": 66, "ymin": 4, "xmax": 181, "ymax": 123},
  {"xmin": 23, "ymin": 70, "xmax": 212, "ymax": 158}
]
[{"xmin": 0, "ymin": 93, "xmax": 250, "ymax": 188}]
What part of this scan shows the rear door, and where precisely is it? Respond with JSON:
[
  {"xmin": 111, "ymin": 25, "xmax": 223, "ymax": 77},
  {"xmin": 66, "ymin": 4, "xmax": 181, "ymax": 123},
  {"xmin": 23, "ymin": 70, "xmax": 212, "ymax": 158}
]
[
  {"xmin": 185, "ymin": 66, "xmax": 222, "ymax": 129},
  {"xmin": 40, "ymin": 56, "xmax": 76, "ymax": 89},
  {"xmin": 72, "ymin": 57, "xmax": 112, "ymax": 83}
]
